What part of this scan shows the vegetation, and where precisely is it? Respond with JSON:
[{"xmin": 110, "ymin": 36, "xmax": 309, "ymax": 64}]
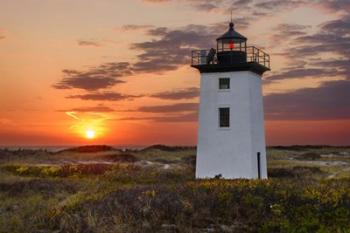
[{"xmin": 0, "ymin": 146, "xmax": 350, "ymax": 233}]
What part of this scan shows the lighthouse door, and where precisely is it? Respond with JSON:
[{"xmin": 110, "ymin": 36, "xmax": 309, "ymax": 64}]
[{"xmin": 257, "ymin": 152, "xmax": 261, "ymax": 179}]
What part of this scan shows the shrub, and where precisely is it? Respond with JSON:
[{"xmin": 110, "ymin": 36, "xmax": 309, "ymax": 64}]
[
  {"xmin": 268, "ymin": 166, "xmax": 324, "ymax": 178},
  {"xmin": 102, "ymin": 153, "xmax": 139, "ymax": 163},
  {"xmin": 295, "ymin": 152, "xmax": 322, "ymax": 160},
  {"xmin": 2, "ymin": 164, "xmax": 116, "ymax": 178}
]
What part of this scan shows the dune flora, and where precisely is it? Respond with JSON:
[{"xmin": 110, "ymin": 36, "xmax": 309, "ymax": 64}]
[
  {"xmin": 41, "ymin": 179, "xmax": 350, "ymax": 233},
  {"xmin": 0, "ymin": 146, "xmax": 350, "ymax": 232}
]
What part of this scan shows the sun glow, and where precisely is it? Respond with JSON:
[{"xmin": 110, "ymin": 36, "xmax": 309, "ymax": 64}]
[
  {"xmin": 65, "ymin": 111, "xmax": 111, "ymax": 140},
  {"xmin": 85, "ymin": 129, "xmax": 96, "ymax": 139}
]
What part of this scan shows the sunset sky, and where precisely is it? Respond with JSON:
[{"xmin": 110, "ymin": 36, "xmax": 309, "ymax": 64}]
[{"xmin": 0, "ymin": 0, "xmax": 349, "ymax": 146}]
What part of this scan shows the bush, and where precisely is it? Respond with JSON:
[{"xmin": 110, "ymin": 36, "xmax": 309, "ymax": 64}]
[
  {"xmin": 44, "ymin": 179, "xmax": 350, "ymax": 233},
  {"xmin": 2, "ymin": 164, "xmax": 116, "ymax": 177},
  {"xmin": 295, "ymin": 152, "xmax": 322, "ymax": 160},
  {"xmin": 268, "ymin": 166, "xmax": 324, "ymax": 178},
  {"xmin": 102, "ymin": 153, "xmax": 139, "ymax": 163}
]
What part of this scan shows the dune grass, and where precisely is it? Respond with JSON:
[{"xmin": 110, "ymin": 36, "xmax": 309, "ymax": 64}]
[{"xmin": 0, "ymin": 146, "xmax": 350, "ymax": 233}]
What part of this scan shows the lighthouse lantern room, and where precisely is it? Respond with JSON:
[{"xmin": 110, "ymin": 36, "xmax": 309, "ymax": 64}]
[{"xmin": 191, "ymin": 22, "xmax": 270, "ymax": 179}]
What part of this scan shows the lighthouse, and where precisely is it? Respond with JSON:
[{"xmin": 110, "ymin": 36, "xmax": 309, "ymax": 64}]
[{"xmin": 191, "ymin": 22, "xmax": 270, "ymax": 179}]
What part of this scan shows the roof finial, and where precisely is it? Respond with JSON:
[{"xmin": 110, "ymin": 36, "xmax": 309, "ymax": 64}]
[{"xmin": 230, "ymin": 10, "xmax": 234, "ymax": 29}]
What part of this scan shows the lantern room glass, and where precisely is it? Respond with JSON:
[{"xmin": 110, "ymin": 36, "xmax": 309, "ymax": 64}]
[{"xmin": 217, "ymin": 39, "xmax": 246, "ymax": 53}]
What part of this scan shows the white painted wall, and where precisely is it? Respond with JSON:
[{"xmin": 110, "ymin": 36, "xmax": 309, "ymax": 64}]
[{"xmin": 196, "ymin": 71, "xmax": 267, "ymax": 179}]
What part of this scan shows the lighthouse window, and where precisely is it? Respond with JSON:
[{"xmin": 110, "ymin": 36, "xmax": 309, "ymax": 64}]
[
  {"xmin": 219, "ymin": 108, "xmax": 230, "ymax": 128},
  {"xmin": 219, "ymin": 78, "xmax": 230, "ymax": 89}
]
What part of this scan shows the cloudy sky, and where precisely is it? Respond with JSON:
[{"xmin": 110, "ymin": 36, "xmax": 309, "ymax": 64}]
[{"xmin": 0, "ymin": 0, "xmax": 349, "ymax": 146}]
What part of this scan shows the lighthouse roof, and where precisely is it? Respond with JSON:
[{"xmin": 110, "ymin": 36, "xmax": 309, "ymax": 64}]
[{"xmin": 216, "ymin": 22, "xmax": 247, "ymax": 41}]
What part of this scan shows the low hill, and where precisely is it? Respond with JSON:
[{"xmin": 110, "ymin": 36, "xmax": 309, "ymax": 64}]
[
  {"xmin": 57, "ymin": 145, "xmax": 116, "ymax": 153},
  {"xmin": 141, "ymin": 144, "xmax": 196, "ymax": 152}
]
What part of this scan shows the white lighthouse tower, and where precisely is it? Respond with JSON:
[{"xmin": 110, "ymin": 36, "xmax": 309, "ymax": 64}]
[{"xmin": 192, "ymin": 22, "xmax": 270, "ymax": 179}]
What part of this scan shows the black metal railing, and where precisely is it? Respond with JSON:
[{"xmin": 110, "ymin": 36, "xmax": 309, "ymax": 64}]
[
  {"xmin": 191, "ymin": 46, "xmax": 270, "ymax": 69},
  {"xmin": 246, "ymin": 47, "xmax": 270, "ymax": 68}
]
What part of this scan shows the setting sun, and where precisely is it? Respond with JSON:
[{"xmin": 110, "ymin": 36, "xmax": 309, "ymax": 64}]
[{"xmin": 85, "ymin": 129, "xmax": 96, "ymax": 139}]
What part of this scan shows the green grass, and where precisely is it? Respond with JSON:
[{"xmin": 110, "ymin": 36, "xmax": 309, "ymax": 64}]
[{"xmin": 0, "ymin": 146, "xmax": 350, "ymax": 233}]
